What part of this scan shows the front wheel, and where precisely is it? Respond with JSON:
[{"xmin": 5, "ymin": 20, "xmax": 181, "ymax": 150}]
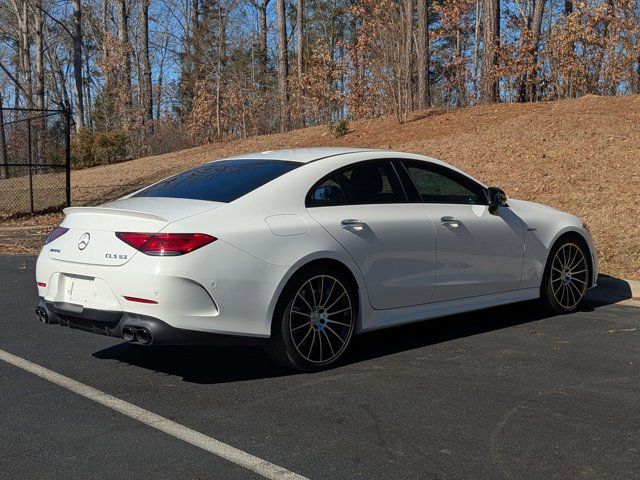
[
  {"xmin": 541, "ymin": 238, "xmax": 590, "ymax": 314},
  {"xmin": 265, "ymin": 267, "xmax": 357, "ymax": 371}
]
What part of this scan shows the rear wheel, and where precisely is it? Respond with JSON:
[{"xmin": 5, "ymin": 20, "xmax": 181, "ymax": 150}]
[
  {"xmin": 266, "ymin": 266, "xmax": 356, "ymax": 371},
  {"xmin": 541, "ymin": 238, "xmax": 590, "ymax": 314}
]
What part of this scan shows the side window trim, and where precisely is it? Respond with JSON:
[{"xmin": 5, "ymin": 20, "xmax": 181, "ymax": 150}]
[
  {"xmin": 305, "ymin": 159, "xmax": 410, "ymax": 207},
  {"xmin": 393, "ymin": 159, "xmax": 422, "ymax": 202},
  {"xmin": 398, "ymin": 159, "xmax": 489, "ymax": 206}
]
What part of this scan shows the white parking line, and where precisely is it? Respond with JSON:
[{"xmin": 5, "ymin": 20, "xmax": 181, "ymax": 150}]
[{"xmin": 0, "ymin": 348, "xmax": 309, "ymax": 480}]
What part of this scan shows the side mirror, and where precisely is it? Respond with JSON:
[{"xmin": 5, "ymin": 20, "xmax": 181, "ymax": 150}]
[{"xmin": 488, "ymin": 187, "xmax": 508, "ymax": 214}]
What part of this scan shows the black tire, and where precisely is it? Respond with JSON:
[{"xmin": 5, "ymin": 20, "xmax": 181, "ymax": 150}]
[
  {"xmin": 540, "ymin": 236, "xmax": 590, "ymax": 314},
  {"xmin": 265, "ymin": 265, "xmax": 357, "ymax": 371}
]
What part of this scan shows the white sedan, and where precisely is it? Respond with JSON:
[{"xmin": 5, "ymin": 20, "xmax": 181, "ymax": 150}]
[{"xmin": 35, "ymin": 148, "xmax": 597, "ymax": 370}]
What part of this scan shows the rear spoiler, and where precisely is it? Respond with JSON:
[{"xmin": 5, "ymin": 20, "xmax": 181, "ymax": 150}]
[{"xmin": 63, "ymin": 206, "xmax": 168, "ymax": 222}]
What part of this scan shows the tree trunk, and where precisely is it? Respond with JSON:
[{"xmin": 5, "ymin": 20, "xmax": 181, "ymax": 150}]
[
  {"xmin": 156, "ymin": 32, "xmax": 169, "ymax": 120},
  {"xmin": 517, "ymin": 0, "xmax": 545, "ymax": 102},
  {"xmin": 118, "ymin": 0, "xmax": 132, "ymax": 117},
  {"xmin": 102, "ymin": 0, "xmax": 111, "ymax": 91},
  {"xmin": 404, "ymin": 0, "xmax": 414, "ymax": 115},
  {"xmin": 527, "ymin": 0, "xmax": 545, "ymax": 101},
  {"xmin": 84, "ymin": 48, "xmax": 93, "ymax": 129},
  {"xmin": 276, "ymin": 0, "xmax": 289, "ymax": 131},
  {"xmin": 480, "ymin": 0, "xmax": 500, "ymax": 103},
  {"xmin": 17, "ymin": 0, "xmax": 33, "ymax": 107},
  {"xmin": 296, "ymin": 0, "xmax": 303, "ymax": 78},
  {"xmin": 72, "ymin": 0, "xmax": 85, "ymax": 130},
  {"xmin": 564, "ymin": 0, "xmax": 574, "ymax": 98},
  {"xmin": 416, "ymin": 0, "xmax": 430, "ymax": 109},
  {"xmin": 564, "ymin": 0, "xmax": 573, "ymax": 15},
  {"xmin": 249, "ymin": 0, "xmax": 271, "ymax": 103},
  {"xmin": 34, "ymin": 0, "xmax": 45, "ymax": 110},
  {"xmin": 216, "ymin": 1, "xmax": 226, "ymax": 139},
  {"xmin": 46, "ymin": 36, "xmax": 70, "ymax": 108},
  {"xmin": 141, "ymin": 0, "xmax": 153, "ymax": 130},
  {"xmin": 473, "ymin": 0, "xmax": 482, "ymax": 101}
]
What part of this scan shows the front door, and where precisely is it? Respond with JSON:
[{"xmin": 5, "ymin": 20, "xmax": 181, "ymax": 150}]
[{"xmin": 399, "ymin": 160, "xmax": 525, "ymax": 302}]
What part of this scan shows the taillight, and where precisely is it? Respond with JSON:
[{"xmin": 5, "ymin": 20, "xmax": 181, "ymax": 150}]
[
  {"xmin": 45, "ymin": 227, "xmax": 69, "ymax": 244},
  {"xmin": 115, "ymin": 232, "xmax": 216, "ymax": 256}
]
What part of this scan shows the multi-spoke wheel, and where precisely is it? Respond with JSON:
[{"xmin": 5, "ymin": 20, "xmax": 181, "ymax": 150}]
[
  {"xmin": 541, "ymin": 238, "xmax": 590, "ymax": 313},
  {"xmin": 266, "ymin": 266, "xmax": 356, "ymax": 371}
]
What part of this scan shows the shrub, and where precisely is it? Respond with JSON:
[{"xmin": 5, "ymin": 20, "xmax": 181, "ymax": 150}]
[
  {"xmin": 328, "ymin": 119, "xmax": 349, "ymax": 138},
  {"xmin": 71, "ymin": 129, "xmax": 130, "ymax": 169}
]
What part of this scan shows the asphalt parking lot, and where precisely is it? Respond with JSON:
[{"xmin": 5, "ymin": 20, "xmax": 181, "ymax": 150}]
[{"xmin": 1, "ymin": 255, "xmax": 639, "ymax": 479}]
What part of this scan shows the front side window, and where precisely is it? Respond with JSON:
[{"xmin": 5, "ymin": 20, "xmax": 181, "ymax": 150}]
[
  {"xmin": 134, "ymin": 159, "xmax": 300, "ymax": 203},
  {"xmin": 402, "ymin": 161, "xmax": 486, "ymax": 205},
  {"xmin": 307, "ymin": 161, "xmax": 406, "ymax": 207}
]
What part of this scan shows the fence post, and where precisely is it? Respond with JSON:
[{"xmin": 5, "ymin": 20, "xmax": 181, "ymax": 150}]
[
  {"xmin": 65, "ymin": 106, "xmax": 71, "ymax": 207},
  {"xmin": 28, "ymin": 118, "xmax": 34, "ymax": 214},
  {"xmin": 0, "ymin": 101, "xmax": 8, "ymax": 180}
]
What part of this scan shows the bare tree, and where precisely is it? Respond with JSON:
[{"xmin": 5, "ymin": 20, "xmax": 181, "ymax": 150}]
[
  {"xmin": 480, "ymin": 0, "xmax": 500, "ymax": 103},
  {"xmin": 72, "ymin": 0, "xmax": 85, "ymax": 129},
  {"xmin": 276, "ymin": 0, "xmax": 289, "ymax": 130},
  {"xmin": 416, "ymin": 0, "xmax": 430, "ymax": 109},
  {"xmin": 404, "ymin": 0, "xmax": 414, "ymax": 114},
  {"xmin": 297, "ymin": 0, "xmax": 303, "ymax": 78},
  {"xmin": 102, "ymin": 0, "xmax": 111, "ymax": 91},
  {"xmin": 248, "ymin": 0, "xmax": 271, "ymax": 92},
  {"xmin": 215, "ymin": 1, "xmax": 226, "ymax": 138},
  {"xmin": 12, "ymin": 0, "xmax": 33, "ymax": 107},
  {"xmin": 518, "ymin": 0, "xmax": 546, "ymax": 102},
  {"xmin": 34, "ymin": 0, "xmax": 45, "ymax": 110},
  {"xmin": 141, "ymin": 0, "xmax": 153, "ymax": 129},
  {"xmin": 118, "ymin": 0, "xmax": 133, "ymax": 115}
]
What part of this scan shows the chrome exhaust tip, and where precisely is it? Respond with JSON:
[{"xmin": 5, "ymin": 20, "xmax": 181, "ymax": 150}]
[
  {"xmin": 122, "ymin": 326, "xmax": 136, "ymax": 342},
  {"xmin": 135, "ymin": 328, "xmax": 152, "ymax": 345}
]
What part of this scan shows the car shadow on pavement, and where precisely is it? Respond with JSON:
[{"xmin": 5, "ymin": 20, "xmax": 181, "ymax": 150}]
[
  {"xmin": 92, "ymin": 291, "xmax": 626, "ymax": 384},
  {"xmin": 92, "ymin": 342, "xmax": 293, "ymax": 383}
]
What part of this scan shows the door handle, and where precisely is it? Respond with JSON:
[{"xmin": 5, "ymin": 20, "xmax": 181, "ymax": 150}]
[
  {"xmin": 441, "ymin": 216, "xmax": 461, "ymax": 227},
  {"xmin": 341, "ymin": 219, "xmax": 367, "ymax": 231}
]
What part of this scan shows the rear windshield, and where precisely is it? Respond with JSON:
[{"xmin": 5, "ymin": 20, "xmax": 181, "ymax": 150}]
[{"xmin": 134, "ymin": 159, "xmax": 300, "ymax": 203}]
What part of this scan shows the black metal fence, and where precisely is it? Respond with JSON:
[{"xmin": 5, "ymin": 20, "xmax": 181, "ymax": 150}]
[{"xmin": 0, "ymin": 106, "xmax": 71, "ymax": 215}]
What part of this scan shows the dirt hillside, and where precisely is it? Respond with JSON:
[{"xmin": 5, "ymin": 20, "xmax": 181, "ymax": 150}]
[{"xmin": 2, "ymin": 94, "xmax": 639, "ymax": 279}]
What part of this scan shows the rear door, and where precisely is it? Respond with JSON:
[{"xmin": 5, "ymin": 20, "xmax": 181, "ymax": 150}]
[
  {"xmin": 306, "ymin": 160, "xmax": 437, "ymax": 310},
  {"xmin": 398, "ymin": 160, "xmax": 525, "ymax": 302}
]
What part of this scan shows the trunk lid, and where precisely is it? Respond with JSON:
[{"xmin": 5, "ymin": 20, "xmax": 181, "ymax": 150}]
[{"xmin": 48, "ymin": 197, "xmax": 224, "ymax": 266}]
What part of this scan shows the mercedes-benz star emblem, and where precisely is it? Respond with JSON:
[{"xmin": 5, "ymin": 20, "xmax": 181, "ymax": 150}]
[{"xmin": 77, "ymin": 232, "xmax": 91, "ymax": 250}]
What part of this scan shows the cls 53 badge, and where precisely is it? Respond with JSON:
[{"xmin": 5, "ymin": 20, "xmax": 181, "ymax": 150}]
[{"xmin": 105, "ymin": 253, "xmax": 128, "ymax": 260}]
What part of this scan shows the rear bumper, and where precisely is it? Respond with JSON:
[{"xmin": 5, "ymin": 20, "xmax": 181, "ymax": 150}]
[
  {"xmin": 36, "ymin": 238, "xmax": 288, "ymax": 337},
  {"xmin": 36, "ymin": 298, "xmax": 266, "ymax": 346}
]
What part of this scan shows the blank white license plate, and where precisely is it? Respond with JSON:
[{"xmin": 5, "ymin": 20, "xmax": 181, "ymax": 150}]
[{"xmin": 66, "ymin": 276, "xmax": 95, "ymax": 306}]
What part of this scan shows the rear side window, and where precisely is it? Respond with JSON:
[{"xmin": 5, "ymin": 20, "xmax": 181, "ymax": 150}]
[
  {"xmin": 134, "ymin": 160, "xmax": 300, "ymax": 203},
  {"xmin": 307, "ymin": 177, "xmax": 347, "ymax": 206},
  {"xmin": 307, "ymin": 161, "xmax": 406, "ymax": 207}
]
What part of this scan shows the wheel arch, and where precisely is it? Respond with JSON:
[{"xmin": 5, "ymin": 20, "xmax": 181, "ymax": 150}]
[
  {"xmin": 266, "ymin": 254, "xmax": 365, "ymax": 336},
  {"xmin": 543, "ymin": 229, "xmax": 595, "ymax": 289}
]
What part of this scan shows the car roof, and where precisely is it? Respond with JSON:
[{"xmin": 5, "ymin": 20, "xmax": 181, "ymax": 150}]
[{"xmin": 220, "ymin": 147, "xmax": 383, "ymax": 164}]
